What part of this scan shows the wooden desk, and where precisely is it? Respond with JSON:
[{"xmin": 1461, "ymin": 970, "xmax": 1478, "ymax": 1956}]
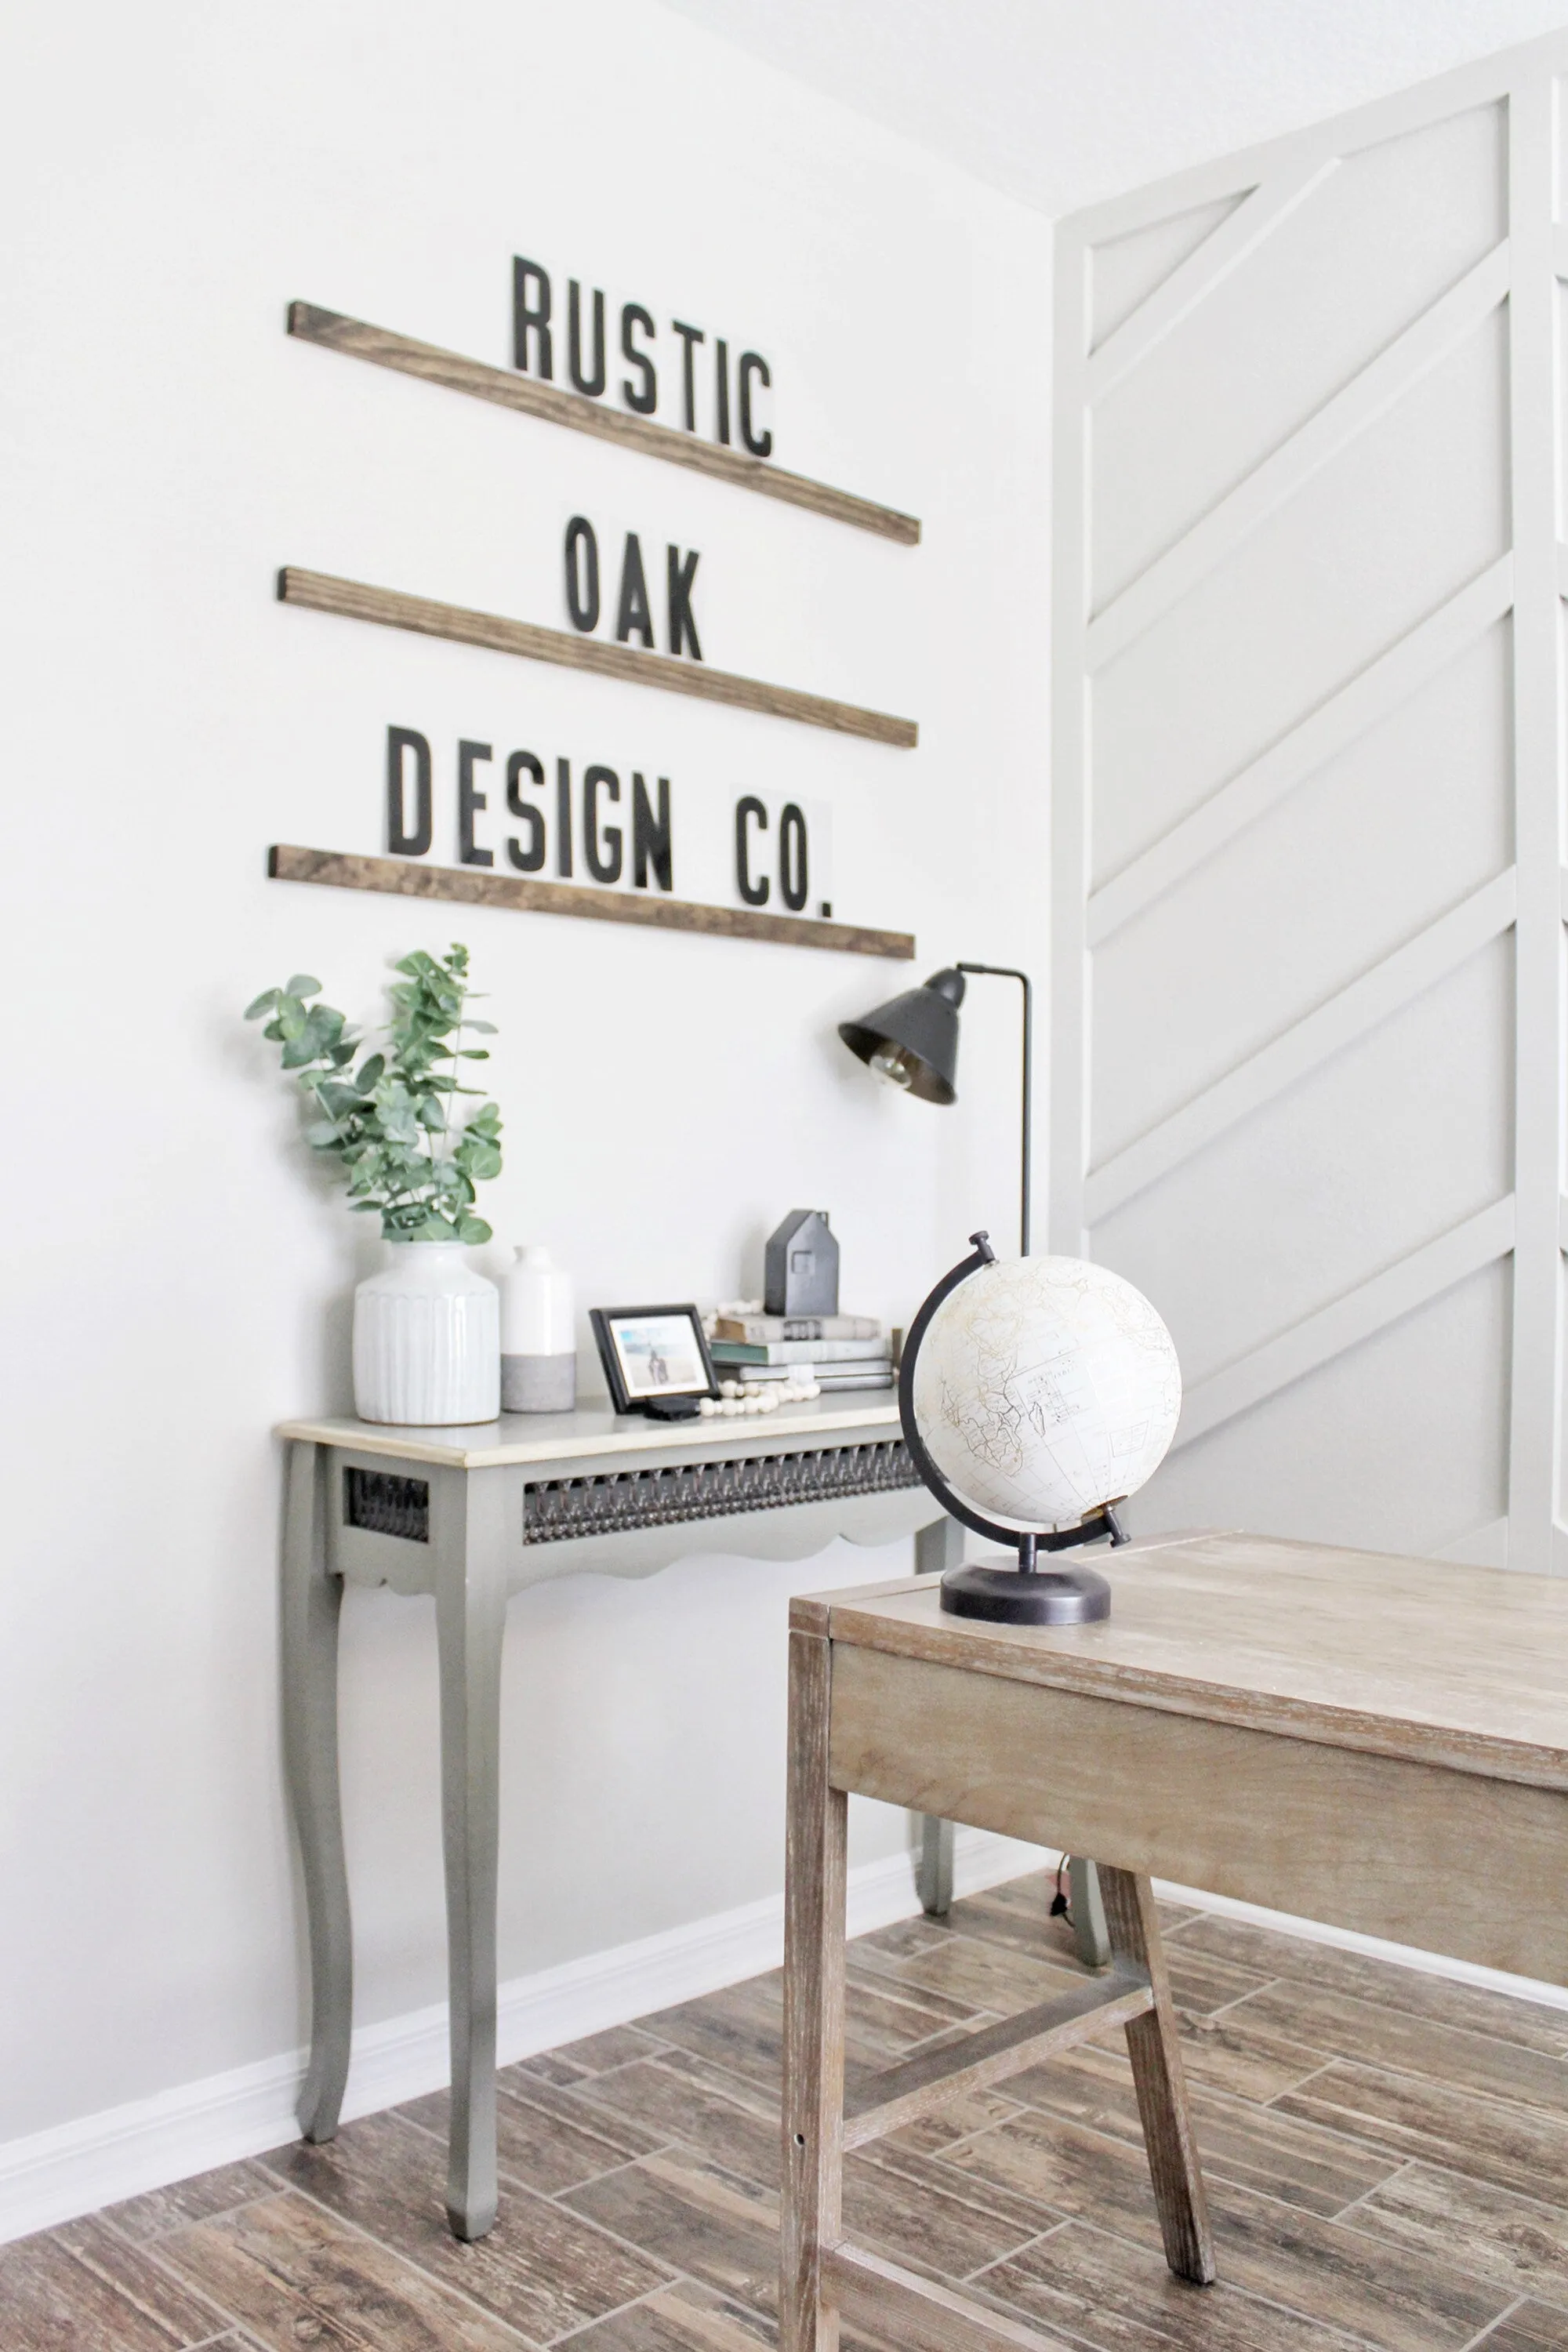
[
  {"xmin": 277, "ymin": 1396, "xmax": 949, "ymax": 2241},
  {"xmin": 782, "ymin": 1531, "xmax": 1568, "ymax": 2352}
]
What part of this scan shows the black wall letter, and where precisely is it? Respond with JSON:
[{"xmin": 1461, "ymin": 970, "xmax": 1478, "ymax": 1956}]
[
  {"xmin": 672, "ymin": 320, "xmax": 705, "ymax": 432},
  {"xmin": 735, "ymin": 795, "xmax": 769, "ymax": 906},
  {"xmin": 739, "ymin": 352, "xmax": 772, "ymax": 457},
  {"xmin": 387, "ymin": 726, "xmax": 432, "ymax": 856},
  {"xmin": 458, "ymin": 740, "xmax": 494, "ymax": 868},
  {"xmin": 568, "ymin": 281, "xmax": 606, "ymax": 397},
  {"xmin": 714, "ymin": 339, "xmax": 731, "ymax": 445},
  {"xmin": 556, "ymin": 757, "xmax": 573, "ymax": 877},
  {"xmin": 512, "ymin": 258, "xmax": 552, "ymax": 378},
  {"xmin": 616, "ymin": 533, "xmax": 655, "ymax": 647},
  {"xmin": 632, "ymin": 773, "xmax": 673, "ymax": 891},
  {"xmin": 564, "ymin": 515, "xmax": 601, "ymax": 633},
  {"xmin": 583, "ymin": 765, "xmax": 622, "ymax": 884},
  {"xmin": 506, "ymin": 750, "xmax": 546, "ymax": 872},
  {"xmin": 779, "ymin": 802, "xmax": 808, "ymax": 911},
  {"xmin": 666, "ymin": 546, "xmax": 702, "ymax": 661},
  {"xmin": 620, "ymin": 303, "xmax": 656, "ymax": 413}
]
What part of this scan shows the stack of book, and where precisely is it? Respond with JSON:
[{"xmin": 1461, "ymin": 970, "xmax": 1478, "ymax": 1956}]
[{"xmin": 709, "ymin": 1312, "xmax": 893, "ymax": 1393}]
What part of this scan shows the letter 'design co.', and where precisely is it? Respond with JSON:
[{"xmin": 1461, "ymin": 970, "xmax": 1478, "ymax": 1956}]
[
  {"xmin": 384, "ymin": 728, "xmax": 829, "ymax": 924},
  {"xmin": 361, "ymin": 256, "xmax": 858, "ymax": 938}
]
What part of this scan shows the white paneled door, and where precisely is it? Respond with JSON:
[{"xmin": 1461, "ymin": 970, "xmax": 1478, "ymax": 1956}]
[{"xmin": 1051, "ymin": 36, "xmax": 1568, "ymax": 1569}]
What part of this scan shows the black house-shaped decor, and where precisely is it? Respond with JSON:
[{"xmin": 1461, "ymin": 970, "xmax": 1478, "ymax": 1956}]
[{"xmin": 764, "ymin": 1210, "xmax": 840, "ymax": 1318}]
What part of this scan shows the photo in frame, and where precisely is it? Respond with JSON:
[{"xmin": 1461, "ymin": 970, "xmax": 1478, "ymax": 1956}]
[{"xmin": 590, "ymin": 1303, "xmax": 718, "ymax": 1414}]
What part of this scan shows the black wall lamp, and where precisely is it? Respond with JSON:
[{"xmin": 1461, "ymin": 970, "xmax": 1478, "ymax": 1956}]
[{"xmin": 838, "ymin": 964, "xmax": 1033, "ymax": 1254}]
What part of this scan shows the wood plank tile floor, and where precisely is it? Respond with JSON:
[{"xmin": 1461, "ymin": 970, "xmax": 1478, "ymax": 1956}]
[{"xmin": 13, "ymin": 1871, "xmax": 1568, "ymax": 2349}]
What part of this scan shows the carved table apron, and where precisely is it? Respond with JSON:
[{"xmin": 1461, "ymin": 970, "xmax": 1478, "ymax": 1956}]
[{"xmin": 277, "ymin": 1397, "xmax": 950, "ymax": 2240}]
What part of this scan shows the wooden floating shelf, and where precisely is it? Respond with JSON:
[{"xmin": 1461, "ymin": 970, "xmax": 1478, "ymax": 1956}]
[
  {"xmin": 268, "ymin": 844, "xmax": 916, "ymax": 960},
  {"xmin": 278, "ymin": 568, "xmax": 918, "ymax": 750},
  {"xmin": 289, "ymin": 302, "xmax": 921, "ymax": 547}
]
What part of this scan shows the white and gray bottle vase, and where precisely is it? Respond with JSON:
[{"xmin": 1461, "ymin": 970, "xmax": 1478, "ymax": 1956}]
[{"xmin": 501, "ymin": 1243, "xmax": 577, "ymax": 1413}]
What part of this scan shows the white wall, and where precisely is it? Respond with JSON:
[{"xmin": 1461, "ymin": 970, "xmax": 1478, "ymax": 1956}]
[{"xmin": 0, "ymin": 0, "xmax": 1052, "ymax": 2164}]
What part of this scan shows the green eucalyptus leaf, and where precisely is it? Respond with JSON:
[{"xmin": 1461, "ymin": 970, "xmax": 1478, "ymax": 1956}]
[
  {"xmin": 456, "ymin": 1214, "xmax": 492, "ymax": 1244},
  {"xmin": 285, "ymin": 974, "xmax": 322, "ymax": 1000},
  {"xmin": 244, "ymin": 989, "xmax": 280, "ymax": 1020}
]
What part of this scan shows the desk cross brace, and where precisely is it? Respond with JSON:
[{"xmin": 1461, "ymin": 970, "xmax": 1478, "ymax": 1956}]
[{"xmin": 843, "ymin": 1962, "xmax": 1152, "ymax": 2149}]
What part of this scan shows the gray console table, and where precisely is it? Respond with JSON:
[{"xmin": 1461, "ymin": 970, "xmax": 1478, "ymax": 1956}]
[{"xmin": 278, "ymin": 1396, "xmax": 965, "ymax": 2241}]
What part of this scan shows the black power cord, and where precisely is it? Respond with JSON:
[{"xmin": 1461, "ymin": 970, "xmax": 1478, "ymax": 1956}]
[{"xmin": 1051, "ymin": 1853, "xmax": 1074, "ymax": 1927}]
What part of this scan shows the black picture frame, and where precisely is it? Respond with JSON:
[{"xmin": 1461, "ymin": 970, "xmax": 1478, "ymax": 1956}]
[{"xmin": 590, "ymin": 1302, "xmax": 719, "ymax": 1414}]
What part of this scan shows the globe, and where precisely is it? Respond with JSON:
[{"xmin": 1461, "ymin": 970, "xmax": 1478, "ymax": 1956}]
[{"xmin": 908, "ymin": 1251, "xmax": 1181, "ymax": 1537}]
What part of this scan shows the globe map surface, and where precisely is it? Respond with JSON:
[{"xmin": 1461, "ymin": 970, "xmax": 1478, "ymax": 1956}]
[{"xmin": 909, "ymin": 1254, "xmax": 1181, "ymax": 1534}]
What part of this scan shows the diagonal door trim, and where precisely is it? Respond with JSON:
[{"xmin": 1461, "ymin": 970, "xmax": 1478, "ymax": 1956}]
[
  {"xmin": 1087, "ymin": 161, "xmax": 1339, "ymax": 404},
  {"xmin": 1085, "ymin": 870, "xmax": 1517, "ymax": 1223},
  {"xmin": 1088, "ymin": 557, "xmax": 1514, "ymax": 946},
  {"xmin": 1174, "ymin": 1198, "xmax": 1515, "ymax": 1450},
  {"xmin": 1087, "ymin": 244, "xmax": 1511, "ymax": 671}
]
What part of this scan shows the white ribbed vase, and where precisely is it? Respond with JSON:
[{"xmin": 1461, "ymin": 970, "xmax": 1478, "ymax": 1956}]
[{"xmin": 352, "ymin": 1242, "xmax": 500, "ymax": 1425}]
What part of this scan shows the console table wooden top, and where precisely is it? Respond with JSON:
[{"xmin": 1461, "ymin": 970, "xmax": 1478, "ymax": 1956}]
[{"xmin": 277, "ymin": 1392, "xmax": 902, "ymax": 1469}]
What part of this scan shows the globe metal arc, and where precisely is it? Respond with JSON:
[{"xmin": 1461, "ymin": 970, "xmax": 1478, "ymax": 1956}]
[{"xmin": 898, "ymin": 1232, "xmax": 1182, "ymax": 1624}]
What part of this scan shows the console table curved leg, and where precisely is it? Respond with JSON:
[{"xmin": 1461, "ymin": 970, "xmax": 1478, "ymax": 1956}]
[
  {"xmin": 434, "ymin": 1465, "xmax": 509, "ymax": 2242},
  {"xmin": 1100, "ymin": 1864, "xmax": 1214, "ymax": 2285},
  {"xmin": 914, "ymin": 1516, "xmax": 962, "ymax": 1917},
  {"xmin": 281, "ymin": 1440, "xmax": 354, "ymax": 2143},
  {"xmin": 1069, "ymin": 1855, "xmax": 1111, "ymax": 1969}
]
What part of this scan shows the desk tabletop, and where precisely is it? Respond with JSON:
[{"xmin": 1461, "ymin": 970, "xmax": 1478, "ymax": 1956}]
[
  {"xmin": 798, "ymin": 1531, "xmax": 1568, "ymax": 1791},
  {"xmin": 278, "ymin": 1393, "xmax": 903, "ymax": 1468}
]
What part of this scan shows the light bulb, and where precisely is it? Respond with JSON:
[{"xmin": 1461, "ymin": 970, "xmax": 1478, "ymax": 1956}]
[{"xmin": 869, "ymin": 1043, "xmax": 916, "ymax": 1090}]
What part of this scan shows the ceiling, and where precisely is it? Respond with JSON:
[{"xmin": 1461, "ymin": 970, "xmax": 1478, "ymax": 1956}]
[{"xmin": 657, "ymin": 0, "xmax": 1568, "ymax": 216}]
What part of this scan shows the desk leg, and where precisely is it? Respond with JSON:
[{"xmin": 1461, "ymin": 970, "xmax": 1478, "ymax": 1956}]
[
  {"xmin": 281, "ymin": 1440, "xmax": 353, "ymax": 2143},
  {"xmin": 913, "ymin": 1518, "xmax": 961, "ymax": 1916},
  {"xmin": 1101, "ymin": 1866, "xmax": 1214, "ymax": 2285},
  {"xmin": 434, "ymin": 1465, "xmax": 508, "ymax": 2243},
  {"xmin": 782, "ymin": 1624, "xmax": 847, "ymax": 2352}
]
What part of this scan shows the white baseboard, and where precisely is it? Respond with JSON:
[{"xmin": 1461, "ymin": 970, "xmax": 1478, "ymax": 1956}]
[
  {"xmin": 0, "ymin": 1825, "xmax": 1025, "ymax": 2247},
  {"xmin": 7, "ymin": 1826, "xmax": 1564, "ymax": 2248}
]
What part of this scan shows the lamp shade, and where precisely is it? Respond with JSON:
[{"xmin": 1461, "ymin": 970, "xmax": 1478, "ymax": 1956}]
[{"xmin": 837, "ymin": 967, "xmax": 966, "ymax": 1104}]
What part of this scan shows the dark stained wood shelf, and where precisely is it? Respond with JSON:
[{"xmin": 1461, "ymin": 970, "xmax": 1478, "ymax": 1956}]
[
  {"xmin": 277, "ymin": 568, "xmax": 918, "ymax": 750},
  {"xmin": 289, "ymin": 301, "xmax": 921, "ymax": 546},
  {"xmin": 267, "ymin": 844, "xmax": 916, "ymax": 960}
]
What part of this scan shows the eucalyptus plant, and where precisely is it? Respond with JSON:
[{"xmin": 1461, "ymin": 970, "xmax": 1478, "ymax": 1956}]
[{"xmin": 245, "ymin": 944, "xmax": 503, "ymax": 1242}]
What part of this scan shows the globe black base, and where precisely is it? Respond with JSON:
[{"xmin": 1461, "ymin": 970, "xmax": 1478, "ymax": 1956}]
[{"xmin": 940, "ymin": 1559, "xmax": 1112, "ymax": 1624}]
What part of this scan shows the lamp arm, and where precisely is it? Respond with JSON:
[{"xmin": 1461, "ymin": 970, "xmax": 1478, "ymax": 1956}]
[{"xmin": 956, "ymin": 963, "xmax": 1033, "ymax": 1256}]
